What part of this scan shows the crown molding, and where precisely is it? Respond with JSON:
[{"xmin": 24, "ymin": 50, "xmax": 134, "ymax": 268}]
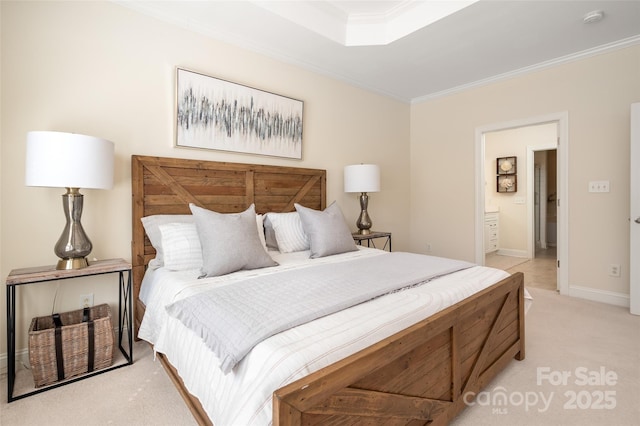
[{"xmin": 411, "ymin": 34, "xmax": 640, "ymax": 104}]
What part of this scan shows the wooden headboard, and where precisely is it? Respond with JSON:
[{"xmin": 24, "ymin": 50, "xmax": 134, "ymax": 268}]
[{"xmin": 131, "ymin": 155, "xmax": 326, "ymax": 330}]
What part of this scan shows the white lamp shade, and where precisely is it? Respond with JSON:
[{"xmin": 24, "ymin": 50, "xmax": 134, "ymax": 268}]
[
  {"xmin": 25, "ymin": 131, "xmax": 114, "ymax": 190},
  {"xmin": 344, "ymin": 164, "xmax": 380, "ymax": 193}
]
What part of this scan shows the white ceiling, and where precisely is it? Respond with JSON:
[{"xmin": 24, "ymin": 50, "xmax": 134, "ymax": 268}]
[{"xmin": 118, "ymin": 0, "xmax": 640, "ymax": 103}]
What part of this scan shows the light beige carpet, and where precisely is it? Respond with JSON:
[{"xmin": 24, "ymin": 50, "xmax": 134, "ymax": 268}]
[
  {"xmin": 0, "ymin": 341, "xmax": 197, "ymax": 426},
  {"xmin": 2, "ymin": 288, "xmax": 638, "ymax": 425},
  {"xmin": 452, "ymin": 288, "xmax": 640, "ymax": 425}
]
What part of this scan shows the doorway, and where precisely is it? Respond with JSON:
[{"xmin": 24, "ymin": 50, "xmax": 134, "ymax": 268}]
[
  {"xmin": 474, "ymin": 112, "xmax": 568, "ymax": 295},
  {"xmin": 534, "ymin": 149, "xmax": 557, "ymax": 256},
  {"xmin": 483, "ymin": 127, "xmax": 558, "ymax": 290},
  {"xmin": 531, "ymin": 148, "xmax": 558, "ymax": 291}
]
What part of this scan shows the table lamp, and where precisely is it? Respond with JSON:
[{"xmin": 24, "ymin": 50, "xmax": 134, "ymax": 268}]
[
  {"xmin": 344, "ymin": 164, "xmax": 380, "ymax": 235},
  {"xmin": 25, "ymin": 131, "xmax": 114, "ymax": 270}
]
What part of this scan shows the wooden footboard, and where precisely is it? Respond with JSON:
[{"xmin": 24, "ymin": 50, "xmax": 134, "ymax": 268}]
[{"xmin": 273, "ymin": 272, "xmax": 525, "ymax": 425}]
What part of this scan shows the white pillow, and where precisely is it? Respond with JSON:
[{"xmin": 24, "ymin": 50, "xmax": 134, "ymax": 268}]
[
  {"xmin": 158, "ymin": 222, "xmax": 203, "ymax": 271},
  {"xmin": 265, "ymin": 212, "xmax": 309, "ymax": 253},
  {"xmin": 140, "ymin": 214, "xmax": 194, "ymax": 269}
]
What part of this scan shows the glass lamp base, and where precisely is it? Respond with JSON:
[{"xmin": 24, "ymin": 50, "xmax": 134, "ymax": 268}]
[
  {"xmin": 356, "ymin": 192, "xmax": 373, "ymax": 235},
  {"xmin": 54, "ymin": 189, "xmax": 93, "ymax": 270}
]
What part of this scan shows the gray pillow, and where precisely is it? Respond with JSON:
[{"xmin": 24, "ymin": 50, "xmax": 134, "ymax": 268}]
[
  {"xmin": 294, "ymin": 202, "xmax": 357, "ymax": 259},
  {"xmin": 262, "ymin": 214, "xmax": 279, "ymax": 250},
  {"xmin": 190, "ymin": 204, "xmax": 277, "ymax": 277}
]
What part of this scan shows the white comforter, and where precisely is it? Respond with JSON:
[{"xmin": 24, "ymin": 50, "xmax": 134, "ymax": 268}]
[{"xmin": 138, "ymin": 248, "xmax": 518, "ymax": 426}]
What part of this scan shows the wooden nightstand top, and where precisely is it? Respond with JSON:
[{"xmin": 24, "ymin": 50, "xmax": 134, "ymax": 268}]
[
  {"xmin": 6, "ymin": 258, "xmax": 131, "ymax": 286},
  {"xmin": 351, "ymin": 231, "xmax": 391, "ymax": 241}
]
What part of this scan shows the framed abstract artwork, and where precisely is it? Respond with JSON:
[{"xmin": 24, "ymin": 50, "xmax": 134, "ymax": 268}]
[{"xmin": 175, "ymin": 68, "xmax": 304, "ymax": 159}]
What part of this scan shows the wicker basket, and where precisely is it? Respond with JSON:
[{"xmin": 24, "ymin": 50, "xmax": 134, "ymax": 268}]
[{"xmin": 28, "ymin": 304, "xmax": 115, "ymax": 387}]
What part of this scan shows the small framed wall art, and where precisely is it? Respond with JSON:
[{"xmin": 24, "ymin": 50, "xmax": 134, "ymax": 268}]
[
  {"xmin": 497, "ymin": 175, "xmax": 517, "ymax": 193},
  {"xmin": 497, "ymin": 156, "xmax": 517, "ymax": 175}
]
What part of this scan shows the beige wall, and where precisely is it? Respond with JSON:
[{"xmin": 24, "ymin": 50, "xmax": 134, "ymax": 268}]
[
  {"xmin": 0, "ymin": 1, "xmax": 410, "ymax": 356},
  {"xmin": 410, "ymin": 44, "xmax": 640, "ymax": 300}
]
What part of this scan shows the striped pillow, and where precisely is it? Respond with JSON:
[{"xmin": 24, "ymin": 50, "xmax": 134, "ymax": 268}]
[
  {"xmin": 159, "ymin": 222, "xmax": 203, "ymax": 271},
  {"xmin": 266, "ymin": 212, "xmax": 310, "ymax": 253},
  {"xmin": 141, "ymin": 214, "xmax": 194, "ymax": 269}
]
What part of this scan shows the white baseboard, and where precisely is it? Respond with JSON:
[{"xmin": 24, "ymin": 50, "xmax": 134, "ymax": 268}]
[
  {"xmin": 569, "ymin": 285, "xmax": 630, "ymax": 308},
  {"xmin": 0, "ymin": 348, "xmax": 29, "ymax": 376},
  {"xmin": 496, "ymin": 248, "xmax": 528, "ymax": 258}
]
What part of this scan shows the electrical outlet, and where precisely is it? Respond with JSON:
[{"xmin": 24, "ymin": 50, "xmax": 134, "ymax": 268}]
[
  {"xmin": 588, "ymin": 181, "xmax": 610, "ymax": 193},
  {"xmin": 80, "ymin": 293, "xmax": 94, "ymax": 308},
  {"xmin": 608, "ymin": 264, "xmax": 621, "ymax": 278},
  {"xmin": 426, "ymin": 243, "xmax": 432, "ymax": 252}
]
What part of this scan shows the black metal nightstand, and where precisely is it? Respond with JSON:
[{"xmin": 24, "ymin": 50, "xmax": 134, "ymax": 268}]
[
  {"xmin": 5, "ymin": 258, "xmax": 133, "ymax": 402},
  {"xmin": 352, "ymin": 231, "xmax": 392, "ymax": 252}
]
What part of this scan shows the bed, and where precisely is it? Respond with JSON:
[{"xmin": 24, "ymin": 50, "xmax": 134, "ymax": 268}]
[{"xmin": 131, "ymin": 155, "xmax": 526, "ymax": 425}]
